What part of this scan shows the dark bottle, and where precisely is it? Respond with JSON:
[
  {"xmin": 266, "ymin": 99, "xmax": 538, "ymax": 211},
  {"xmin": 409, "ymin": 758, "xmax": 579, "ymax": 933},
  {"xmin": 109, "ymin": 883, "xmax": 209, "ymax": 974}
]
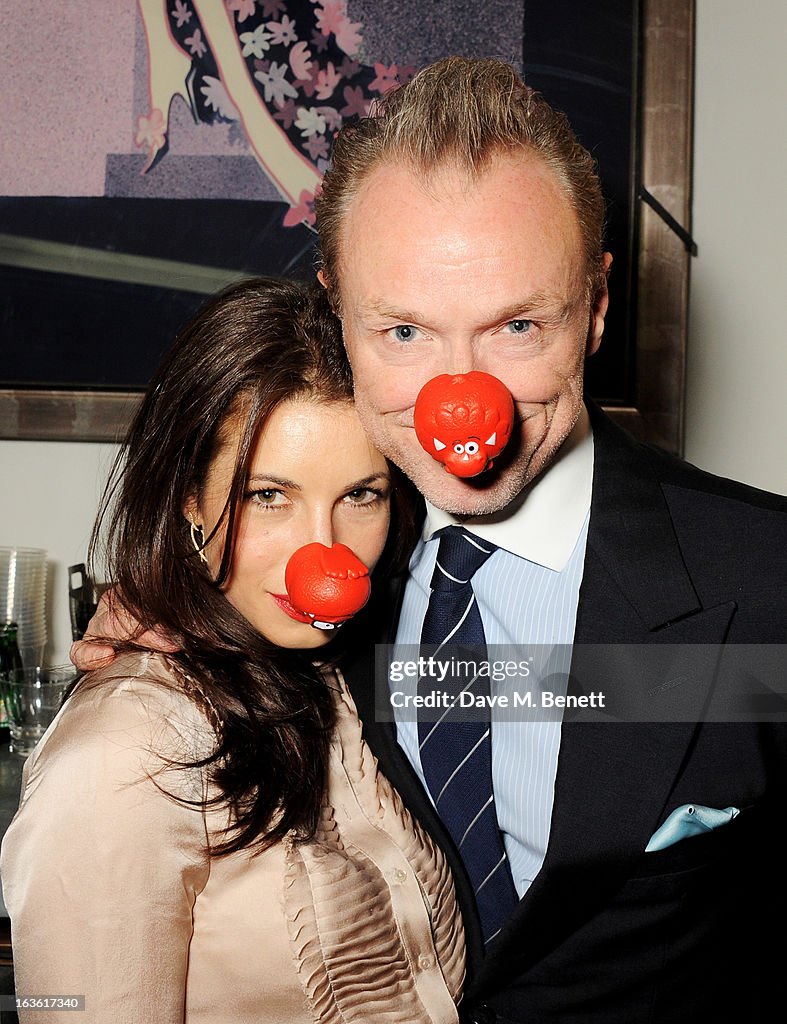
[
  {"xmin": 0, "ymin": 621, "xmax": 24, "ymax": 732},
  {"xmin": 1, "ymin": 622, "xmax": 24, "ymax": 673}
]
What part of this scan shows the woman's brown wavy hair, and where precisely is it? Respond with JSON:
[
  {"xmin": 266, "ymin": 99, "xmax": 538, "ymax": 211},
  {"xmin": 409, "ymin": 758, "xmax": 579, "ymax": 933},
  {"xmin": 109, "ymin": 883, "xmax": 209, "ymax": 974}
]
[{"xmin": 88, "ymin": 276, "xmax": 418, "ymax": 853}]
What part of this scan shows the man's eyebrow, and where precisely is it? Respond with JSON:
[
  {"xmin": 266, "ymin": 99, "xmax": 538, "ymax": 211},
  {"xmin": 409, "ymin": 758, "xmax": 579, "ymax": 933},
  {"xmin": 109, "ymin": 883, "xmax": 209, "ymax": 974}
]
[
  {"xmin": 357, "ymin": 301, "xmax": 425, "ymax": 322},
  {"xmin": 491, "ymin": 294, "xmax": 578, "ymax": 322},
  {"xmin": 358, "ymin": 294, "xmax": 578, "ymax": 324}
]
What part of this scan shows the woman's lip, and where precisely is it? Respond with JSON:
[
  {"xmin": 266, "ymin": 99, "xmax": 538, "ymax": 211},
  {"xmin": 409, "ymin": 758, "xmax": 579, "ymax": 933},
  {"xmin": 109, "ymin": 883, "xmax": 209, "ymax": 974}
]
[{"xmin": 271, "ymin": 593, "xmax": 312, "ymax": 623}]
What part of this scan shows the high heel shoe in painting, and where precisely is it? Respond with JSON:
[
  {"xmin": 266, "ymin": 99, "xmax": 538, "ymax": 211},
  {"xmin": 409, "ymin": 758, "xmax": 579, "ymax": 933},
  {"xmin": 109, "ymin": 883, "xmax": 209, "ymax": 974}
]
[{"xmin": 136, "ymin": 0, "xmax": 199, "ymax": 173}]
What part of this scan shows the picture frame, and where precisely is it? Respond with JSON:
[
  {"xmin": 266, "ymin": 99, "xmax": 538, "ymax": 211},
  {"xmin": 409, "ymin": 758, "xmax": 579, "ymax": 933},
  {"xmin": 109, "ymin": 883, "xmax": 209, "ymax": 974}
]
[{"xmin": 0, "ymin": 0, "xmax": 693, "ymax": 455}]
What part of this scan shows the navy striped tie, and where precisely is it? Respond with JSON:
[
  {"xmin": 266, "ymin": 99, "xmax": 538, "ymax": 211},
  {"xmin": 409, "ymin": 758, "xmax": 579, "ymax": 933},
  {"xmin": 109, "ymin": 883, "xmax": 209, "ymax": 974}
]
[{"xmin": 417, "ymin": 526, "xmax": 519, "ymax": 945}]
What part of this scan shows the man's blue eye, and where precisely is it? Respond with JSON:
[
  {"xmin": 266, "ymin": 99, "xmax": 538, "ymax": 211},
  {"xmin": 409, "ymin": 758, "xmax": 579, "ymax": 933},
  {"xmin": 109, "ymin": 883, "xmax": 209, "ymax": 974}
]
[
  {"xmin": 393, "ymin": 325, "xmax": 416, "ymax": 342},
  {"xmin": 507, "ymin": 319, "xmax": 532, "ymax": 334}
]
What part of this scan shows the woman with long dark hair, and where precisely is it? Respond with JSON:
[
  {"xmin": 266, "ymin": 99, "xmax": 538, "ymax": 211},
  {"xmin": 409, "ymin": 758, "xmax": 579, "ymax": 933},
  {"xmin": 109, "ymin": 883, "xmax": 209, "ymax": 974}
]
[{"xmin": 1, "ymin": 278, "xmax": 464, "ymax": 1023}]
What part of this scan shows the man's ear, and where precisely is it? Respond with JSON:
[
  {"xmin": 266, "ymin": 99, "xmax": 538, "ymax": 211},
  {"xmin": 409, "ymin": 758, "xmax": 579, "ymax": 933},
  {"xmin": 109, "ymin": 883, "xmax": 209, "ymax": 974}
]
[
  {"xmin": 317, "ymin": 269, "xmax": 341, "ymax": 316},
  {"xmin": 586, "ymin": 252, "xmax": 613, "ymax": 357}
]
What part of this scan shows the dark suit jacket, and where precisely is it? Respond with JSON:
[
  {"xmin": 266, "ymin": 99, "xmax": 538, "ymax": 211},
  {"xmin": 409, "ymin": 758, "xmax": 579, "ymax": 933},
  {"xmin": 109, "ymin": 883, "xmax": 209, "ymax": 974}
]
[{"xmin": 343, "ymin": 403, "xmax": 787, "ymax": 1023}]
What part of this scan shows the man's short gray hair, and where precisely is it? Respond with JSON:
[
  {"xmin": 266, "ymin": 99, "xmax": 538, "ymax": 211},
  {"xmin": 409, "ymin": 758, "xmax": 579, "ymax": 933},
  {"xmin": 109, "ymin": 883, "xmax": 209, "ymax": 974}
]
[{"xmin": 316, "ymin": 56, "xmax": 607, "ymax": 310}]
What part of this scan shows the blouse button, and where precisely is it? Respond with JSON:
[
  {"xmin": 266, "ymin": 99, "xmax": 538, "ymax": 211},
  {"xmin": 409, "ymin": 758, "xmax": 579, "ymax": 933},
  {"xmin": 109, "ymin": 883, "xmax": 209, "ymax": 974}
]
[
  {"xmin": 418, "ymin": 954, "xmax": 435, "ymax": 971},
  {"xmin": 388, "ymin": 868, "xmax": 407, "ymax": 885}
]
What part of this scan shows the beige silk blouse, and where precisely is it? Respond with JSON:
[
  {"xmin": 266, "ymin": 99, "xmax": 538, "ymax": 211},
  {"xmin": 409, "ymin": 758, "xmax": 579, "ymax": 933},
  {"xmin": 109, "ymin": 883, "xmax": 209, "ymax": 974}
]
[{"xmin": 0, "ymin": 652, "xmax": 465, "ymax": 1023}]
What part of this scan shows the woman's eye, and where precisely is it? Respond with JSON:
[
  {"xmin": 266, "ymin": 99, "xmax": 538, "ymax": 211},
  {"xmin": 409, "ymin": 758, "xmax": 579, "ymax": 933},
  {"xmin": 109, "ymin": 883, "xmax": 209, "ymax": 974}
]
[
  {"xmin": 505, "ymin": 319, "xmax": 533, "ymax": 334},
  {"xmin": 391, "ymin": 324, "xmax": 418, "ymax": 343},
  {"xmin": 343, "ymin": 488, "xmax": 379, "ymax": 506},
  {"xmin": 248, "ymin": 488, "xmax": 287, "ymax": 508},
  {"xmin": 343, "ymin": 486, "xmax": 391, "ymax": 510}
]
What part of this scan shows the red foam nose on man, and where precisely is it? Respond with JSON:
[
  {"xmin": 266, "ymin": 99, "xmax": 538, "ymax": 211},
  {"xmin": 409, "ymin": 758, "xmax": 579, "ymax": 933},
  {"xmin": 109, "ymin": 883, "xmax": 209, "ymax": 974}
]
[{"xmin": 413, "ymin": 371, "xmax": 514, "ymax": 478}]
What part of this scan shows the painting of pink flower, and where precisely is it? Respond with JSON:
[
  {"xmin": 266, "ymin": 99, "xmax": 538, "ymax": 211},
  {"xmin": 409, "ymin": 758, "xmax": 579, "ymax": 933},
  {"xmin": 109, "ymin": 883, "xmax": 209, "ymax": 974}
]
[
  {"xmin": 226, "ymin": 0, "xmax": 256, "ymax": 23},
  {"xmin": 314, "ymin": 1, "xmax": 362, "ymax": 57},
  {"xmin": 314, "ymin": 1, "xmax": 344, "ymax": 38},
  {"xmin": 184, "ymin": 27, "xmax": 208, "ymax": 58},
  {"xmin": 315, "ymin": 62, "xmax": 340, "ymax": 101},
  {"xmin": 266, "ymin": 14, "xmax": 297, "ymax": 47},
  {"xmin": 340, "ymin": 85, "xmax": 369, "ymax": 119},
  {"xmin": 283, "ymin": 189, "xmax": 316, "ymax": 228},
  {"xmin": 370, "ymin": 62, "xmax": 399, "ymax": 94},
  {"xmin": 334, "ymin": 16, "xmax": 362, "ymax": 56},
  {"xmin": 135, "ymin": 108, "xmax": 166, "ymax": 151},
  {"xmin": 304, "ymin": 134, "xmax": 329, "ymax": 160},
  {"xmin": 171, "ymin": 0, "xmax": 191, "ymax": 28},
  {"xmin": 290, "ymin": 40, "xmax": 313, "ymax": 80}
]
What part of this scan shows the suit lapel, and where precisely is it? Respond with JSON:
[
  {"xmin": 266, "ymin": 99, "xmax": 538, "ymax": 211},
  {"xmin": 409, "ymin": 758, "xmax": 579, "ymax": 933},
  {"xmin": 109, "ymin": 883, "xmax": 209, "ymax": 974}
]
[{"xmin": 577, "ymin": 403, "xmax": 700, "ymax": 634}]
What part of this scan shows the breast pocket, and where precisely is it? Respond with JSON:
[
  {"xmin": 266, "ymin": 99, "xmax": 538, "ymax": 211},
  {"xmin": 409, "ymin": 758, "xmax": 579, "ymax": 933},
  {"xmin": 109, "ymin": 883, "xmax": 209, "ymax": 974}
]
[{"xmin": 621, "ymin": 803, "xmax": 760, "ymax": 898}]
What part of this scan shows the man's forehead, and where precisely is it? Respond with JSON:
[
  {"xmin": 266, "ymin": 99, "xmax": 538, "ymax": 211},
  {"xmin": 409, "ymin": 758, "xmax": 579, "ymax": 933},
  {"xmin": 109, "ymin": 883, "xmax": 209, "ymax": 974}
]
[
  {"xmin": 347, "ymin": 148, "xmax": 566, "ymax": 210},
  {"xmin": 336, "ymin": 152, "xmax": 586, "ymax": 311},
  {"xmin": 337, "ymin": 152, "xmax": 583, "ymax": 276}
]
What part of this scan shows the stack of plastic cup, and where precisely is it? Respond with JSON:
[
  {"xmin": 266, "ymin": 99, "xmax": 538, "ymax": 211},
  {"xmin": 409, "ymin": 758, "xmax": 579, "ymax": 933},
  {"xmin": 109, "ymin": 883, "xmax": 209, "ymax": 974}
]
[{"xmin": 1, "ymin": 547, "xmax": 48, "ymax": 669}]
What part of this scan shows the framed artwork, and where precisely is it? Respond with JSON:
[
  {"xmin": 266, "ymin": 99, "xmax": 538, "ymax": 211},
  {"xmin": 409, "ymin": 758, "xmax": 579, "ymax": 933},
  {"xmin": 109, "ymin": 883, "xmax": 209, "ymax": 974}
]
[{"xmin": 0, "ymin": 0, "xmax": 693, "ymax": 454}]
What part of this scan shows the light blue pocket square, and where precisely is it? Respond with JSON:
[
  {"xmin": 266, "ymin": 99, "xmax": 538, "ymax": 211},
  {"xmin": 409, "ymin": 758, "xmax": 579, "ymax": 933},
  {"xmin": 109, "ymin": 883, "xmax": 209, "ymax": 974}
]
[{"xmin": 645, "ymin": 803, "xmax": 740, "ymax": 853}]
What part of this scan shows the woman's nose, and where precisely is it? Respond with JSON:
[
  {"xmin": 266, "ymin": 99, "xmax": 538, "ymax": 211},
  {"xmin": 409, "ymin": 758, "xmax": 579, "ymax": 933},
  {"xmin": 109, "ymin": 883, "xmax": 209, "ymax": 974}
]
[{"xmin": 302, "ymin": 509, "xmax": 336, "ymax": 550}]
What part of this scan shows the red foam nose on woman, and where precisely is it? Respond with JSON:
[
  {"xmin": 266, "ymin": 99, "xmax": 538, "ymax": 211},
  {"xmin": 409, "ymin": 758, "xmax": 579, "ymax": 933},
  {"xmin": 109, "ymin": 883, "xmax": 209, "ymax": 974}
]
[
  {"xmin": 414, "ymin": 371, "xmax": 514, "ymax": 478},
  {"xmin": 285, "ymin": 542, "xmax": 371, "ymax": 630}
]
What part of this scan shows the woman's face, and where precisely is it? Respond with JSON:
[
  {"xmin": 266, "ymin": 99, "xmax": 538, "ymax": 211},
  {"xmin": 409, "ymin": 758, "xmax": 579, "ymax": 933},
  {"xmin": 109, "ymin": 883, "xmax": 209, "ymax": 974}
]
[{"xmin": 194, "ymin": 399, "xmax": 391, "ymax": 649}]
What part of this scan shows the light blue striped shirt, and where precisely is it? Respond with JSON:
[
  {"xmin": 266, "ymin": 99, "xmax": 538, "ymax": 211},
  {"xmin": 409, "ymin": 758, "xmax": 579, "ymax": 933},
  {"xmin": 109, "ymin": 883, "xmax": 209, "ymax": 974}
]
[{"xmin": 392, "ymin": 407, "xmax": 593, "ymax": 897}]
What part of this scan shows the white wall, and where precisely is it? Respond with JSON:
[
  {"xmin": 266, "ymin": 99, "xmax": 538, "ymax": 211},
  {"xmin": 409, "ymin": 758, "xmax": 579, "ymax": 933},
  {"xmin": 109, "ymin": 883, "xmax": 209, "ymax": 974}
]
[
  {"xmin": 2, "ymin": 0, "xmax": 785, "ymax": 664},
  {"xmin": 1, "ymin": 441, "xmax": 119, "ymax": 665},
  {"xmin": 686, "ymin": 0, "xmax": 787, "ymax": 494}
]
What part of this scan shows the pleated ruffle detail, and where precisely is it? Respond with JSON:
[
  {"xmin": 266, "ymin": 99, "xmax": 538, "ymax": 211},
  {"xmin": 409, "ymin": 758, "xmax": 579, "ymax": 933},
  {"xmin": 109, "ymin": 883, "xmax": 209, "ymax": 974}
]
[{"xmin": 283, "ymin": 670, "xmax": 464, "ymax": 1023}]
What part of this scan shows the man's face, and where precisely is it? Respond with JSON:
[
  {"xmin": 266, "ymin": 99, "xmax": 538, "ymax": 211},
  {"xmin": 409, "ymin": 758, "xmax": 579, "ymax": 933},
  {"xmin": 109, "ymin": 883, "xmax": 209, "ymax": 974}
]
[{"xmin": 328, "ymin": 152, "xmax": 610, "ymax": 516}]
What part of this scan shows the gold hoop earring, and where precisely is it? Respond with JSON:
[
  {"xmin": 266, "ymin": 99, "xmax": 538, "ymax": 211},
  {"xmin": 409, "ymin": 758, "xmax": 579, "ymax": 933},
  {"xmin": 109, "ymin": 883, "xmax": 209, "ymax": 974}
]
[{"xmin": 188, "ymin": 514, "xmax": 209, "ymax": 566}]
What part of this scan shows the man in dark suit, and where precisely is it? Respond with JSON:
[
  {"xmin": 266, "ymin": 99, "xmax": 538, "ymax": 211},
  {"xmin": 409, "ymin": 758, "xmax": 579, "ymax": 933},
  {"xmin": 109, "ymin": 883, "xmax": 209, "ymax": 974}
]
[{"xmin": 314, "ymin": 57, "xmax": 787, "ymax": 1022}]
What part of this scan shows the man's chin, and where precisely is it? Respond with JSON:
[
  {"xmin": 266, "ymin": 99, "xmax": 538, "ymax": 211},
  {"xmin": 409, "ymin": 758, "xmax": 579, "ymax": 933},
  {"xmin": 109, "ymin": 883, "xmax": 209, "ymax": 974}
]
[{"xmin": 405, "ymin": 460, "xmax": 531, "ymax": 517}]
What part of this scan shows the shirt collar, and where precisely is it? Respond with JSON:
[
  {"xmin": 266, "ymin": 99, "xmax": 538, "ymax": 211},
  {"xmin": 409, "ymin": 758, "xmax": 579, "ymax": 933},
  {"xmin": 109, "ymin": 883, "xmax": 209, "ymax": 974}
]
[{"xmin": 422, "ymin": 404, "xmax": 593, "ymax": 571}]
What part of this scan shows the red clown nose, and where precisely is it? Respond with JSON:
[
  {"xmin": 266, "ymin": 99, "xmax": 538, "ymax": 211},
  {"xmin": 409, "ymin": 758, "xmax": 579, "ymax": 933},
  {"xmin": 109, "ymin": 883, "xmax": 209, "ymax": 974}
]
[
  {"xmin": 413, "ymin": 371, "xmax": 515, "ymax": 478},
  {"xmin": 284, "ymin": 542, "xmax": 371, "ymax": 630}
]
